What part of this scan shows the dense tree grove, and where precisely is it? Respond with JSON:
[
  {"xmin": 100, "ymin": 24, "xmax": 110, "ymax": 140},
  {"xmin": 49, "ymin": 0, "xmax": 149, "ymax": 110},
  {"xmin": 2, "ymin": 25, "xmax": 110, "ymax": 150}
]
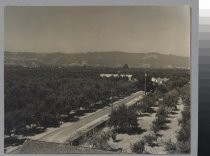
[
  {"xmin": 4, "ymin": 66, "xmax": 190, "ymax": 137},
  {"xmin": 5, "ymin": 67, "xmax": 138, "ymax": 135}
]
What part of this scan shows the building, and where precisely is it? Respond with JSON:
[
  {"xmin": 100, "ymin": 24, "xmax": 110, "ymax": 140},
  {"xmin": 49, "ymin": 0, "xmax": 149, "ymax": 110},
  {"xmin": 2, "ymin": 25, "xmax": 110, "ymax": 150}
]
[
  {"xmin": 151, "ymin": 77, "xmax": 169, "ymax": 85},
  {"xmin": 100, "ymin": 74, "xmax": 134, "ymax": 81}
]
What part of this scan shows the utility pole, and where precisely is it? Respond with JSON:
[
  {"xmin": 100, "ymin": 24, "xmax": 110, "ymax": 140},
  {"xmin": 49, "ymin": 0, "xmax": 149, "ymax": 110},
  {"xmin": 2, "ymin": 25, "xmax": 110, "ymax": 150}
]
[
  {"xmin": 144, "ymin": 73, "xmax": 147, "ymax": 95},
  {"xmin": 111, "ymin": 89, "xmax": 113, "ymax": 113}
]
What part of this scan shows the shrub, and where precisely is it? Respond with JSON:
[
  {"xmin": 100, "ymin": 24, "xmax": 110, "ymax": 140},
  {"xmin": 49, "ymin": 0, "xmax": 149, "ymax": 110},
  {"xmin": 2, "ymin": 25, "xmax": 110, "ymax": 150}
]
[
  {"xmin": 176, "ymin": 122, "xmax": 190, "ymax": 142},
  {"xmin": 131, "ymin": 140, "xmax": 145, "ymax": 154},
  {"xmin": 87, "ymin": 131, "xmax": 112, "ymax": 150},
  {"xmin": 151, "ymin": 123, "xmax": 160, "ymax": 134},
  {"xmin": 100, "ymin": 130, "xmax": 112, "ymax": 141},
  {"xmin": 179, "ymin": 107, "xmax": 190, "ymax": 125},
  {"xmin": 161, "ymin": 92, "xmax": 178, "ymax": 111},
  {"xmin": 176, "ymin": 140, "xmax": 190, "ymax": 153},
  {"xmin": 164, "ymin": 139, "xmax": 177, "ymax": 153},
  {"xmin": 156, "ymin": 105, "xmax": 169, "ymax": 118},
  {"xmin": 165, "ymin": 140, "xmax": 190, "ymax": 154},
  {"xmin": 143, "ymin": 134, "xmax": 157, "ymax": 146},
  {"xmin": 153, "ymin": 116, "xmax": 167, "ymax": 128},
  {"xmin": 151, "ymin": 114, "xmax": 168, "ymax": 134}
]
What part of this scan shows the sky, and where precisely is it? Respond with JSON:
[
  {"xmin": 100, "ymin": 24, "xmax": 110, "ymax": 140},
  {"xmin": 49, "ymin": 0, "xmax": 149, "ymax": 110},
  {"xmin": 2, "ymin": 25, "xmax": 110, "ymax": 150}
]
[{"xmin": 4, "ymin": 6, "xmax": 190, "ymax": 57}]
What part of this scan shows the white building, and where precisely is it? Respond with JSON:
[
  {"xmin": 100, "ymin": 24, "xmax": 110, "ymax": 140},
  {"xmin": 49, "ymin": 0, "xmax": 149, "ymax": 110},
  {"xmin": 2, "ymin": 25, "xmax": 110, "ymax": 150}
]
[
  {"xmin": 151, "ymin": 77, "xmax": 169, "ymax": 85},
  {"xmin": 100, "ymin": 74, "xmax": 134, "ymax": 81}
]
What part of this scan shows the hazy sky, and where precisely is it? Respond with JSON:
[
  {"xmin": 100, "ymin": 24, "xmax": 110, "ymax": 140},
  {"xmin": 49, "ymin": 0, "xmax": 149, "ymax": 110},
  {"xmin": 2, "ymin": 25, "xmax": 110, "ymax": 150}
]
[{"xmin": 5, "ymin": 6, "xmax": 190, "ymax": 57}]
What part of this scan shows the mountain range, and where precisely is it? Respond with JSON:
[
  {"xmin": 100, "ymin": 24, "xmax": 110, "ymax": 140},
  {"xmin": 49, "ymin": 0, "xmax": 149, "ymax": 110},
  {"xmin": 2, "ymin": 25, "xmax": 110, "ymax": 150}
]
[{"xmin": 4, "ymin": 51, "xmax": 190, "ymax": 69}]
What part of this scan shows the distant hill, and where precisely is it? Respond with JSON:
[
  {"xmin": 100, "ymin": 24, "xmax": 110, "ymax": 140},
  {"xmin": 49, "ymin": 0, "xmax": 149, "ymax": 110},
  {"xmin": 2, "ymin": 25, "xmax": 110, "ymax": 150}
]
[{"xmin": 4, "ymin": 51, "xmax": 190, "ymax": 69}]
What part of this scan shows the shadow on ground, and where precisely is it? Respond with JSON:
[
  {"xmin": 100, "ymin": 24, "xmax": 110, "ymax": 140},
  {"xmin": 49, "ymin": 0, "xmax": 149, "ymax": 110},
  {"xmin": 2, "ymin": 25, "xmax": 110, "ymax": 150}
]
[
  {"xmin": 148, "ymin": 142, "xmax": 159, "ymax": 147},
  {"xmin": 116, "ymin": 127, "xmax": 147, "ymax": 135},
  {"xmin": 4, "ymin": 136, "xmax": 27, "ymax": 148},
  {"xmin": 170, "ymin": 111, "xmax": 178, "ymax": 115},
  {"xmin": 139, "ymin": 113, "xmax": 151, "ymax": 117},
  {"xmin": 113, "ymin": 139, "xmax": 122, "ymax": 143},
  {"xmin": 147, "ymin": 107, "xmax": 156, "ymax": 114},
  {"xmin": 15, "ymin": 127, "xmax": 46, "ymax": 137},
  {"xmin": 160, "ymin": 125, "xmax": 170, "ymax": 131}
]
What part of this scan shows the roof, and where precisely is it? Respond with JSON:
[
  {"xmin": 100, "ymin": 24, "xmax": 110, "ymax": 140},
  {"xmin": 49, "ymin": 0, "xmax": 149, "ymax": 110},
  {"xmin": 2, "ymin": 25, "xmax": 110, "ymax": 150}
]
[{"xmin": 11, "ymin": 140, "xmax": 118, "ymax": 154}]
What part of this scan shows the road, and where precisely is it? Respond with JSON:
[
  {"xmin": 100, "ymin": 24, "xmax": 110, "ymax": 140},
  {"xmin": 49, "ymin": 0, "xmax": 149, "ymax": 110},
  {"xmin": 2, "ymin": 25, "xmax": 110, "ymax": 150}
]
[{"xmin": 33, "ymin": 91, "xmax": 144, "ymax": 143}]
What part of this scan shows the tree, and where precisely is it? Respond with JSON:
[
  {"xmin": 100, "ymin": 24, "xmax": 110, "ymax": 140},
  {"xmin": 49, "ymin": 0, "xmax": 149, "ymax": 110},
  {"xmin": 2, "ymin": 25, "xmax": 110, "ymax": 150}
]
[
  {"xmin": 131, "ymin": 140, "xmax": 145, "ymax": 154},
  {"xmin": 108, "ymin": 104, "xmax": 138, "ymax": 132},
  {"xmin": 135, "ymin": 95, "xmax": 155, "ymax": 114},
  {"xmin": 156, "ymin": 84, "xmax": 168, "ymax": 93},
  {"xmin": 85, "ymin": 130, "xmax": 112, "ymax": 150},
  {"xmin": 161, "ymin": 90, "xmax": 179, "ymax": 111},
  {"xmin": 153, "ymin": 115, "xmax": 167, "ymax": 128},
  {"xmin": 156, "ymin": 105, "xmax": 169, "ymax": 118},
  {"xmin": 136, "ymin": 74, "xmax": 155, "ymax": 92},
  {"xmin": 143, "ymin": 134, "xmax": 157, "ymax": 146},
  {"xmin": 177, "ymin": 120, "xmax": 190, "ymax": 142},
  {"xmin": 123, "ymin": 64, "xmax": 129, "ymax": 69},
  {"xmin": 152, "ymin": 109, "xmax": 168, "ymax": 133},
  {"xmin": 164, "ymin": 139, "xmax": 177, "ymax": 153}
]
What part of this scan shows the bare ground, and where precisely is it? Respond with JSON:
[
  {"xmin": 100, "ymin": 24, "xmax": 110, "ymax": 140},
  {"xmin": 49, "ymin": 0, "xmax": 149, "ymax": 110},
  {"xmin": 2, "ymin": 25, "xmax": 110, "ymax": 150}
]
[{"xmin": 105, "ymin": 98, "xmax": 184, "ymax": 154}]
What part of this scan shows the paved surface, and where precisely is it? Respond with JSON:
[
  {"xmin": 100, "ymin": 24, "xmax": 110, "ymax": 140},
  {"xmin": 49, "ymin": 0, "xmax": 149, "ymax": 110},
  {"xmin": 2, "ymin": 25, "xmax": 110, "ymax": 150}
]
[{"xmin": 34, "ymin": 91, "xmax": 144, "ymax": 143}]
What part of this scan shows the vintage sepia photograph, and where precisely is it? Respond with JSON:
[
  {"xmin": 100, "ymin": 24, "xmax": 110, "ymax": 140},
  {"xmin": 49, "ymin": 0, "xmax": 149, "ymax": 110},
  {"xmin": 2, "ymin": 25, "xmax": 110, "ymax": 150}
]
[{"xmin": 4, "ymin": 6, "xmax": 191, "ymax": 154}]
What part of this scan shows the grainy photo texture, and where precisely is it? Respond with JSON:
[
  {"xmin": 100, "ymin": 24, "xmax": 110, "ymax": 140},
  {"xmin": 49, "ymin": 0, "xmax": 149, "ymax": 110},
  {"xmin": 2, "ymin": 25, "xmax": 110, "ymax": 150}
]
[{"xmin": 4, "ymin": 6, "xmax": 191, "ymax": 154}]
